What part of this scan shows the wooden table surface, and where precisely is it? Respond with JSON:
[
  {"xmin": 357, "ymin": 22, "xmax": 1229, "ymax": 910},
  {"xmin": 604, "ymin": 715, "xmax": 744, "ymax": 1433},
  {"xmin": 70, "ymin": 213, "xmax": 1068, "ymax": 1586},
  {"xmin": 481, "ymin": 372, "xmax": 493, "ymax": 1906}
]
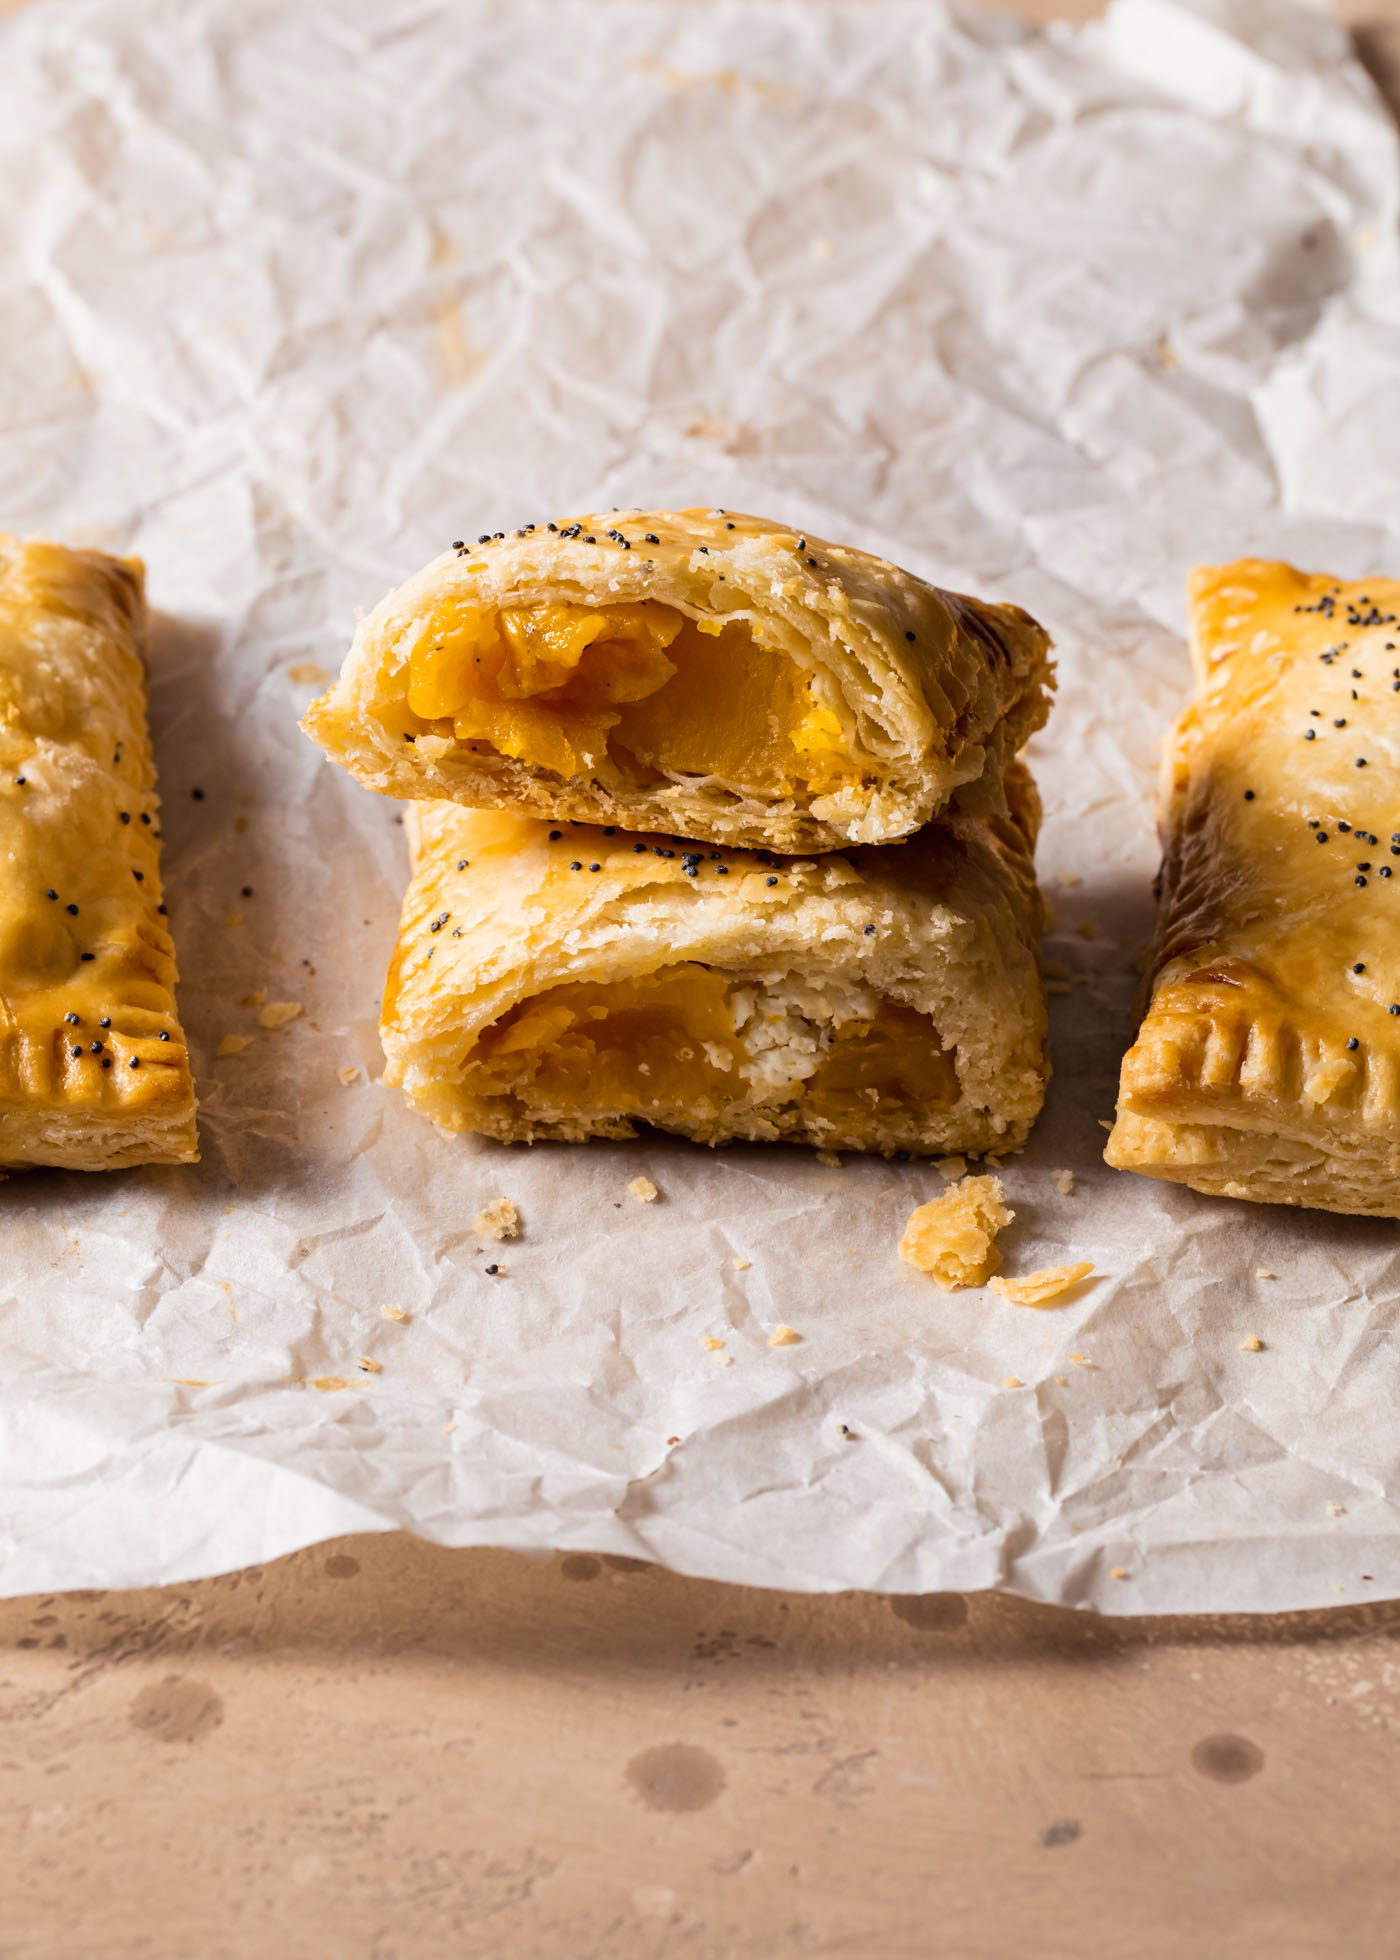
[{"xmin": 6, "ymin": 3, "xmax": 1400, "ymax": 1956}]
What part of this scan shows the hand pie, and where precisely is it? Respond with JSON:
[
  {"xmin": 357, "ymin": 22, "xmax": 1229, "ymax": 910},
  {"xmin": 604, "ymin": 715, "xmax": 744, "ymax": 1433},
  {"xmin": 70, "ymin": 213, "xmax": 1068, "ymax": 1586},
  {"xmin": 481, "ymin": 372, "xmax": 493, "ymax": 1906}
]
[
  {"xmin": 0, "ymin": 537, "xmax": 198, "ymax": 1171},
  {"xmin": 1106, "ymin": 560, "xmax": 1400, "ymax": 1217},
  {"xmin": 381, "ymin": 763, "xmax": 1048, "ymax": 1156},
  {"xmin": 304, "ymin": 508, "xmax": 1053, "ymax": 853}
]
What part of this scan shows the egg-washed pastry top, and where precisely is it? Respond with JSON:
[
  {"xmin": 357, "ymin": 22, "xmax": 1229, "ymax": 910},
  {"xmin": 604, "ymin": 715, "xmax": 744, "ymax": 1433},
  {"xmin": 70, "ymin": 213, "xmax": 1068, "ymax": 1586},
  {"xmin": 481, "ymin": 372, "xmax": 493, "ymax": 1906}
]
[
  {"xmin": 1106, "ymin": 561, "xmax": 1400, "ymax": 1217},
  {"xmin": 0, "ymin": 537, "xmax": 197, "ymax": 1171},
  {"xmin": 381, "ymin": 762, "xmax": 1049, "ymax": 1158},
  {"xmin": 304, "ymin": 507, "xmax": 1054, "ymax": 854}
]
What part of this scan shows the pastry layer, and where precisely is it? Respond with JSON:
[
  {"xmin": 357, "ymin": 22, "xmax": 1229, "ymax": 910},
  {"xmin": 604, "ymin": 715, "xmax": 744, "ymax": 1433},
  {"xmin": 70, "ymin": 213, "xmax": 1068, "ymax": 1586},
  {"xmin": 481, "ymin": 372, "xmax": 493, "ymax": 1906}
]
[
  {"xmin": 381, "ymin": 764, "xmax": 1049, "ymax": 1155},
  {"xmin": 0, "ymin": 537, "xmax": 197, "ymax": 1170},
  {"xmin": 1105, "ymin": 560, "xmax": 1400, "ymax": 1216},
  {"xmin": 305, "ymin": 507, "xmax": 1054, "ymax": 852}
]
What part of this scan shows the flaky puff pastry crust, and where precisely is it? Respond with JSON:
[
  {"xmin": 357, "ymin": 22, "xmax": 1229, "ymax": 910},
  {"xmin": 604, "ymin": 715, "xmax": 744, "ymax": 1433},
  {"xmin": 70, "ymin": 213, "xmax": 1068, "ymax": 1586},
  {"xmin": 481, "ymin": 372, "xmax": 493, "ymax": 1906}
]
[
  {"xmin": 0, "ymin": 538, "xmax": 197, "ymax": 1170},
  {"xmin": 381, "ymin": 763, "xmax": 1049, "ymax": 1156},
  {"xmin": 1106, "ymin": 562, "xmax": 1400, "ymax": 1217},
  {"xmin": 304, "ymin": 507, "xmax": 1053, "ymax": 853}
]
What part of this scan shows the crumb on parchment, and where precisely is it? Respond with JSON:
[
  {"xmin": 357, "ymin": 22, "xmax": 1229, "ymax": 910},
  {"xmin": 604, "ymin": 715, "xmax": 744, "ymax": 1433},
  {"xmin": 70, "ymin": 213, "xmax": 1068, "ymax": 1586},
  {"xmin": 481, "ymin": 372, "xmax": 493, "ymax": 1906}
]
[
  {"xmin": 357, "ymin": 1356, "xmax": 382, "ymax": 1374},
  {"xmin": 1110, "ymin": 1566, "xmax": 1130, "ymax": 1580},
  {"xmin": 731, "ymin": 1256, "xmax": 750, "ymax": 1272},
  {"xmin": 990, "ymin": 1262, "xmax": 1095, "ymax": 1309},
  {"xmin": 338, "ymin": 1066, "xmax": 360, "ymax": 1085},
  {"xmin": 216, "ymin": 1034, "xmax": 252, "ymax": 1058},
  {"xmin": 380, "ymin": 1305, "xmax": 408, "ymax": 1322},
  {"xmin": 1002, "ymin": 1375, "xmax": 1023, "ymax": 1388},
  {"xmin": 769, "ymin": 1325, "xmax": 802, "ymax": 1346},
  {"xmin": 1256, "ymin": 1267, "xmax": 1275, "ymax": 1279},
  {"xmin": 935, "ymin": 1155, "xmax": 967, "ymax": 1180},
  {"xmin": 239, "ymin": 990, "xmax": 267, "ymax": 1007},
  {"xmin": 702, "ymin": 1336, "xmax": 725, "ymax": 1352},
  {"xmin": 628, "ymin": 1176, "xmax": 659, "ymax": 1203},
  {"xmin": 1055, "ymin": 1169, "xmax": 1076, "ymax": 1196},
  {"xmin": 1327, "ymin": 1501, "xmax": 1347, "ymax": 1517},
  {"xmin": 287, "ymin": 661, "xmax": 331, "ymax": 685},
  {"xmin": 259, "ymin": 1000, "xmax": 303, "ymax": 1030},
  {"xmin": 1240, "ymin": 1335, "xmax": 1264, "ymax": 1351},
  {"xmin": 899, "ymin": 1176, "xmax": 1012, "ymax": 1290},
  {"xmin": 474, "ymin": 1197, "xmax": 520, "ymax": 1242}
]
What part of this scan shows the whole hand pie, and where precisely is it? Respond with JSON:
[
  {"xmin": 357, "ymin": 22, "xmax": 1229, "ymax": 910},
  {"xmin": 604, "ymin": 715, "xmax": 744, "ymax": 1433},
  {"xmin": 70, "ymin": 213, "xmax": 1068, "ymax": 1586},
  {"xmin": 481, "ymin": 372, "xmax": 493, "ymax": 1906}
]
[
  {"xmin": 381, "ymin": 763, "xmax": 1049, "ymax": 1156},
  {"xmin": 0, "ymin": 537, "xmax": 198, "ymax": 1171},
  {"xmin": 1106, "ymin": 560, "xmax": 1400, "ymax": 1216},
  {"xmin": 304, "ymin": 508, "xmax": 1053, "ymax": 853}
]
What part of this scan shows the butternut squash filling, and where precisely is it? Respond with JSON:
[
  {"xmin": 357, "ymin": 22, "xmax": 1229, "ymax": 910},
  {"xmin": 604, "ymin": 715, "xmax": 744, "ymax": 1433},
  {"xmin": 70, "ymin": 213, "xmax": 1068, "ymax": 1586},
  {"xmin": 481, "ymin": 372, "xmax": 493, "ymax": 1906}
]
[
  {"xmin": 406, "ymin": 599, "xmax": 858, "ymax": 793},
  {"xmin": 460, "ymin": 964, "xmax": 959, "ymax": 1135}
]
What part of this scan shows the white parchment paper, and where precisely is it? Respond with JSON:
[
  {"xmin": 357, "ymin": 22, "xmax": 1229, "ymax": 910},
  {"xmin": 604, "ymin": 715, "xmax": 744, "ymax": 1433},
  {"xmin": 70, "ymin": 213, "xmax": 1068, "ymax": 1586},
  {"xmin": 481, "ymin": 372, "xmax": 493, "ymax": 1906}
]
[{"xmin": 3, "ymin": 0, "xmax": 1400, "ymax": 1612}]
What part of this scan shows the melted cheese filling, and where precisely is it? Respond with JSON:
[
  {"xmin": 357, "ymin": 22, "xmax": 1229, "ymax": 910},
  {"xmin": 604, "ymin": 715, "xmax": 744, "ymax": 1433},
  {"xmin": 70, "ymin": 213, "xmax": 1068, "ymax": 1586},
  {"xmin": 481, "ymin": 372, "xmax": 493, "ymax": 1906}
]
[
  {"xmin": 460, "ymin": 964, "xmax": 958, "ymax": 1129},
  {"xmin": 406, "ymin": 599, "xmax": 857, "ymax": 793}
]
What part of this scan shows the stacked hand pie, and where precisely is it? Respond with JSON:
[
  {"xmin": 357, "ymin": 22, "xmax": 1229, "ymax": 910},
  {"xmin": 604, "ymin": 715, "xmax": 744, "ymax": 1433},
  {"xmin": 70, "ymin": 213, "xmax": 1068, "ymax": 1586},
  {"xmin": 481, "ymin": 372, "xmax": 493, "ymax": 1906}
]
[{"xmin": 305, "ymin": 507, "xmax": 1055, "ymax": 1157}]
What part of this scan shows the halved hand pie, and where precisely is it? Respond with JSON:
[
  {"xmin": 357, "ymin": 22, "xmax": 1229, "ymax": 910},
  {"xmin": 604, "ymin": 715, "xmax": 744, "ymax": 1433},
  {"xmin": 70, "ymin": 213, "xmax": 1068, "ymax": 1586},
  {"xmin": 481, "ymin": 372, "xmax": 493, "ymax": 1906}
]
[
  {"xmin": 1106, "ymin": 560, "xmax": 1400, "ymax": 1216},
  {"xmin": 304, "ymin": 508, "xmax": 1053, "ymax": 853},
  {"xmin": 0, "ymin": 537, "xmax": 198, "ymax": 1170},
  {"xmin": 380, "ymin": 763, "xmax": 1048, "ymax": 1156}
]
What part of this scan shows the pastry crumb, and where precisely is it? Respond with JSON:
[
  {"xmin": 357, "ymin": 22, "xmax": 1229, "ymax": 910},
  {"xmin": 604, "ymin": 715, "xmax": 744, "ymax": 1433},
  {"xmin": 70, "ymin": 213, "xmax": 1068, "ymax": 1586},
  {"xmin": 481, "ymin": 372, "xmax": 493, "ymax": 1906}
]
[
  {"xmin": 1097, "ymin": 1118, "xmax": 1114, "ymax": 1131},
  {"xmin": 1255, "ymin": 1267, "xmax": 1275, "ymax": 1279},
  {"xmin": 1327, "ymin": 1501, "xmax": 1347, "ymax": 1517},
  {"xmin": 239, "ymin": 990, "xmax": 268, "ymax": 1007},
  {"xmin": 702, "ymin": 1336, "xmax": 725, "ymax": 1352},
  {"xmin": 1054, "ymin": 1374, "xmax": 1068, "ymax": 1385},
  {"xmin": 1239, "ymin": 1334, "xmax": 1264, "ymax": 1352},
  {"xmin": 258, "ymin": 1000, "xmax": 303, "ymax": 1030},
  {"xmin": 1058, "ymin": 872, "xmax": 1082, "ymax": 887},
  {"xmin": 216, "ymin": 1034, "xmax": 253, "ymax": 1058},
  {"xmin": 380, "ymin": 1305, "xmax": 409, "ymax": 1322},
  {"xmin": 338, "ymin": 1066, "xmax": 360, "ymax": 1085},
  {"xmin": 769, "ymin": 1324, "xmax": 802, "ymax": 1346},
  {"xmin": 816, "ymin": 1149, "xmax": 842, "ymax": 1168},
  {"xmin": 474, "ymin": 1197, "xmax": 520, "ymax": 1242},
  {"xmin": 628, "ymin": 1176, "xmax": 659, "ymax": 1203},
  {"xmin": 442, "ymin": 1422, "xmax": 456, "ymax": 1435},
  {"xmin": 989, "ymin": 1261, "xmax": 1094, "ymax": 1308},
  {"xmin": 731, "ymin": 1256, "xmax": 751, "ymax": 1272},
  {"xmin": 935, "ymin": 1155, "xmax": 968, "ymax": 1180},
  {"xmin": 1110, "ymin": 1566, "xmax": 1129, "ymax": 1580},
  {"xmin": 1002, "ymin": 1375, "xmax": 1023, "ymax": 1388},
  {"xmin": 899, "ymin": 1176, "xmax": 1013, "ymax": 1290},
  {"xmin": 287, "ymin": 661, "xmax": 331, "ymax": 685},
  {"xmin": 1055, "ymin": 1169, "xmax": 1076, "ymax": 1196},
  {"xmin": 1069, "ymin": 1353, "xmax": 1092, "ymax": 1367},
  {"xmin": 310, "ymin": 1376, "xmax": 352, "ymax": 1393},
  {"xmin": 357, "ymin": 1356, "xmax": 382, "ymax": 1374}
]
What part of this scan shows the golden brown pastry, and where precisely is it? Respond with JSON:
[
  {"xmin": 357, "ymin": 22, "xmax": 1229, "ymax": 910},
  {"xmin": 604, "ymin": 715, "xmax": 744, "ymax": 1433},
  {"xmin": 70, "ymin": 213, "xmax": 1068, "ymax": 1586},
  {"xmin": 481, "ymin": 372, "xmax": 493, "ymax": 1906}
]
[
  {"xmin": 380, "ymin": 763, "xmax": 1048, "ymax": 1156},
  {"xmin": 0, "ymin": 537, "xmax": 197, "ymax": 1170},
  {"xmin": 304, "ymin": 507, "xmax": 1053, "ymax": 853},
  {"xmin": 1106, "ymin": 560, "xmax": 1400, "ymax": 1216}
]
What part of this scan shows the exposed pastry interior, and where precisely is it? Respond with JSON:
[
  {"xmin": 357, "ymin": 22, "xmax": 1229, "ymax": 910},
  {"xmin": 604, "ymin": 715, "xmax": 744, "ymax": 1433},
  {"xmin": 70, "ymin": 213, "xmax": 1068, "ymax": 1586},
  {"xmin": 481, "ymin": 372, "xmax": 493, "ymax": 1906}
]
[
  {"xmin": 305, "ymin": 507, "xmax": 1053, "ymax": 853},
  {"xmin": 0, "ymin": 536, "xmax": 198, "ymax": 1171},
  {"xmin": 1106, "ymin": 559, "xmax": 1400, "ymax": 1217},
  {"xmin": 380, "ymin": 764, "xmax": 1049, "ymax": 1157}
]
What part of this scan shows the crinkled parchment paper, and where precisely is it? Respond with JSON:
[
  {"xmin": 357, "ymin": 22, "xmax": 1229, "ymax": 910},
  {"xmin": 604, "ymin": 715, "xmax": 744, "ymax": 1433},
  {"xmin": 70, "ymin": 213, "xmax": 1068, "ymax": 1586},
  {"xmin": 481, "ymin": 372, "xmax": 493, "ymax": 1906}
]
[{"xmin": 3, "ymin": 0, "xmax": 1400, "ymax": 1611}]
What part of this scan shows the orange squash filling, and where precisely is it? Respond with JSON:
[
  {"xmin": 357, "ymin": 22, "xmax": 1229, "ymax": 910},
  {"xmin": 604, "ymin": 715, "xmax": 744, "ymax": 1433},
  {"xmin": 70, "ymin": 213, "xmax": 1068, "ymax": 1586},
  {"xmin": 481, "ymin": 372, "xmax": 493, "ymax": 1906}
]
[
  {"xmin": 405, "ymin": 599, "xmax": 856, "ymax": 793},
  {"xmin": 459, "ymin": 964, "xmax": 958, "ymax": 1131}
]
